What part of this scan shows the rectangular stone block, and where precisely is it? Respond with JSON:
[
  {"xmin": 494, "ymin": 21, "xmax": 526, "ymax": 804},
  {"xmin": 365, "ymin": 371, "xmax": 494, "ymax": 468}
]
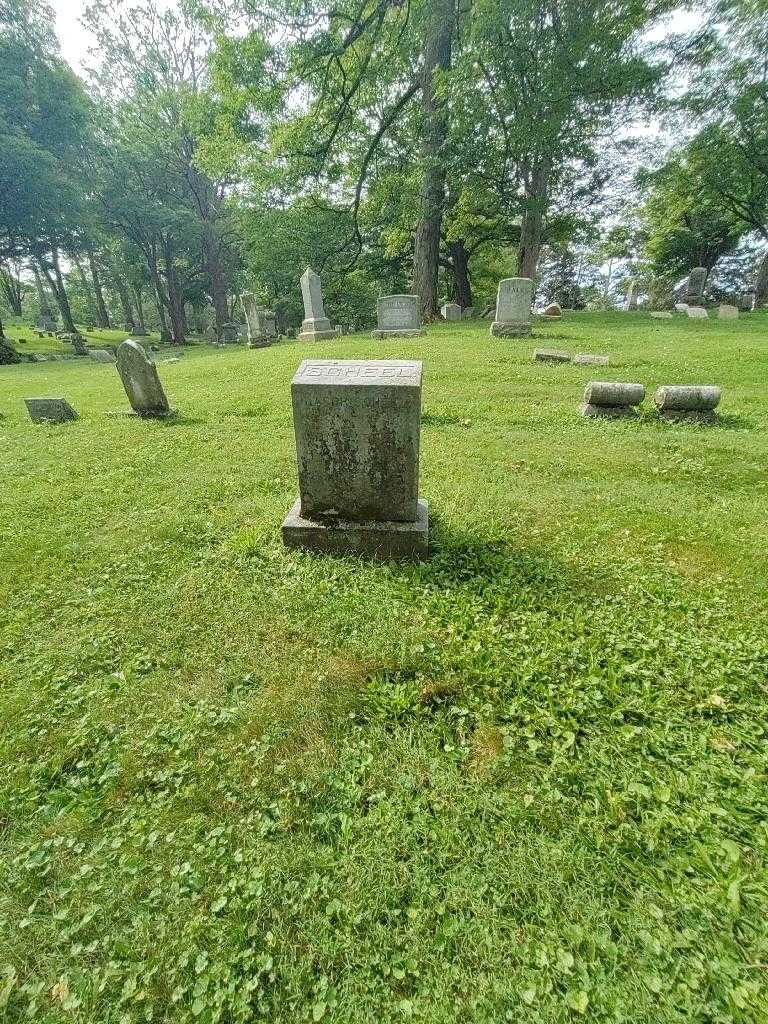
[
  {"xmin": 282, "ymin": 498, "xmax": 429, "ymax": 559},
  {"xmin": 441, "ymin": 302, "xmax": 462, "ymax": 321},
  {"xmin": 373, "ymin": 295, "xmax": 424, "ymax": 337},
  {"xmin": 574, "ymin": 353, "xmax": 609, "ymax": 365},
  {"xmin": 686, "ymin": 306, "xmax": 709, "ymax": 319},
  {"xmin": 290, "ymin": 359, "xmax": 422, "ymax": 523},
  {"xmin": 24, "ymin": 397, "xmax": 78, "ymax": 423},
  {"xmin": 718, "ymin": 304, "xmax": 738, "ymax": 320},
  {"xmin": 534, "ymin": 348, "xmax": 571, "ymax": 363}
]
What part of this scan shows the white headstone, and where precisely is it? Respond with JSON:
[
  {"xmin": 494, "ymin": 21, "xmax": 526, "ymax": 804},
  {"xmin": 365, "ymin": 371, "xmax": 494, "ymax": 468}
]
[
  {"xmin": 491, "ymin": 278, "xmax": 533, "ymax": 337},
  {"xmin": 441, "ymin": 302, "xmax": 461, "ymax": 321},
  {"xmin": 299, "ymin": 268, "xmax": 338, "ymax": 340}
]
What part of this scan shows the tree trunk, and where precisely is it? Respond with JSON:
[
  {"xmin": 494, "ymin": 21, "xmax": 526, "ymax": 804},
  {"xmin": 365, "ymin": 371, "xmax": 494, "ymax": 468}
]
[
  {"xmin": 517, "ymin": 159, "xmax": 552, "ymax": 280},
  {"xmin": 753, "ymin": 252, "xmax": 768, "ymax": 308},
  {"xmin": 45, "ymin": 250, "xmax": 77, "ymax": 334},
  {"xmin": 132, "ymin": 285, "xmax": 148, "ymax": 332},
  {"xmin": 104, "ymin": 257, "xmax": 137, "ymax": 332},
  {"xmin": 448, "ymin": 239, "xmax": 472, "ymax": 308},
  {"xmin": 147, "ymin": 246, "xmax": 171, "ymax": 343},
  {"xmin": 0, "ymin": 263, "xmax": 23, "ymax": 315},
  {"xmin": 87, "ymin": 247, "xmax": 111, "ymax": 328},
  {"xmin": 412, "ymin": 0, "xmax": 454, "ymax": 320},
  {"xmin": 202, "ymin": 221, "xmax": 229, "ymax": 333},
  {"xmin": 72, "ymin": 256, "xmax": 97, "ymax": 324},
  {"xmin": 32, "ymin": 265, "xmax": 54, "ymax": 320},
  {"xmin": 161, "ymin": 234, "xmax": 186, "ymax": 346}
]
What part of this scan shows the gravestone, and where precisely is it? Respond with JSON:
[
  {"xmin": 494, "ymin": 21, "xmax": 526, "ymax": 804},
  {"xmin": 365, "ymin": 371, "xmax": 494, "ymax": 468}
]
[
  {"xmin": 574, "ymin": 353, "xmax": 609, "ymax": 365},
  {"xmin": 650, "ymin": 311, "xmax": 673, "ymax": 319},
  {"xmin": 24, "ymin": 397, "xmax": 78, "ymax": 424},
  {"xmin": 654, "ymin": 384, "xmax": 721, "ymax": 422},
  {"xmin": 581, "ymin": 381, "xmax": 645, "ymax": 419},
  {"xmin": 462, "ymin": 307, "xmax": 476, "ymax": 319},
  {"xmin": 686, "ymin": 306, "xmax": 709, "ymax": 319},
  {"xmin": 738, "ymin": 292, "xmax": 754, "ymax": 312},
  {"xmin": 263, "ymin": 311, "xmax": 278, "ymax": 338},
  {"xmin": 241, "ymin": 292, "xmax": 271, "ymax": 348},
  {"xmin": 372, "ymin": 296, "xmax": 424, "ymax": 338},
  {"xmin": 685, "ymin": 267, "xmax": 707, "ymax": 304},
  {"xmin": 718, "ymin": 304, "xmax": 738, "ymax": 320},
  {"xmin": 534, "ymin": 348, "xmax": 571, "ymax": 363},
  {"xmin": 542, "ymin": 303, "xmax": 562, "ymax": 319},
  {"xmin": 624, "ymin": 282, "xmax": 638, "ymax": 311},
  {"xmin": 220, "ymin": 322, "xmax": 239, "ymax": 343},
  {"xmin": 441, "ymin": 302, "xmax": 462, "ymax": 321},
  {"xmin": 674, "ymin": 302, "xmax": 689, "ymax": 312},
  {"xmin": 298, "ymin": 268, "xmax": 339, "ymax": 341},
  {"xmin": 491, "ymin": 278, "xmax": 533, "ymax": 337},
  {"xmin": 89, "ymin": 349, "xmax": 116, "ymax": 363},
  {"xmin": 115, "ymin": 340, "xmax": 174, "ymax": 418},
  {"xmin": 282, "ymin": 359, "xmax": 428, "ymax": 558}
]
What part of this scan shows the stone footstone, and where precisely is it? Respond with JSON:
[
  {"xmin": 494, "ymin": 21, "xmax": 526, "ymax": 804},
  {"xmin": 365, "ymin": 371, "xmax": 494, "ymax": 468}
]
[
  {"xmin": 718, "ymin": 304, "xmax": 738, "ymax": 320},
  {"xmin": 115, "ymin": 340, "xmax": 174, "ymax": 418},
  {"xmin": 534, "ymin": 348, "xmax": 571, "ymax": 363},
  {"xmin": 372, "ymin": 295, "xmax": 424, "ymax": 338},
  {"xmin": 650, "ymin": 312, "xmax": 673, "ymax": 319},
  {"xmin": 581, "ymin": 381, "xmax": 645, "ymax": 418},
  {"xmin": 542, "ymin": 302, "xmax": 563, "ymax": 319},
  {"xmin": 24, "ymin": 397, "xmax": 78, "ymax": 424},
  {"xmin": 574, "ymin": 353, "xmax": 610, "ymax": 365},
  {"xmin": 686, "ymin": 306, "xmax": 709, "ymax": 319},
  {"xmin": 490, "ymin": 277, "xmax": 533, "ymax": 337},
  {"xmin": 282, "ymin": 359, "xmax": 428, "ymax": 559}
]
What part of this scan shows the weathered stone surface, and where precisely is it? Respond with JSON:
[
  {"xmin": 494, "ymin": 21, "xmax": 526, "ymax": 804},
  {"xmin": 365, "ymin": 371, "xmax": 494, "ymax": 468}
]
[
  {"xmin": 654, "ymin": 385, "xmax": 721, "ymax": 412},
  {"xmin": 739, "ymin": 292, "xmax": 754, "ymax": 312},
  {"xmin": 115, "ymin": 340, "xmax": 173, "ymax": 418},
  {"xmin": 584, "ymin": 381, "xmax": 645, "ymax": 408},
  {"xmin": 241, "ymin": 292, "xmax": 271, "ymax": 348},
  {"xmin": 685, "ymin": 267, "xmax": 707, "ymax": 303},
  {"xmin": 686, "ymin": 306, "xmax": 709, "ymax": 319},
  {"xmin": 624, "ymin": 282, "xmax": 638, "ymax": 311},
  {"xmin": 89, "ymin": 349, "xmax": 116, "ymax": 363},
  {"xmin": 580, "ymin": 403, "xmax": 638, "ymax": 419},
  {"xmin": 441, "ymin": 302, "xmax": 462, "ymax": 321},
  {"xmin": 24, "ymin": 397, "xmax": 78, "ymax": 424},
  {"xmin": 674, "ymin": 302, "xmax": 689, "ymax": 312},
  {"xmin": 372, "ymin": 295, "xmax": 424, "ymax": 338},
  {"xmin": 534, "ymin": 348, "xmax": 571, "ymax": 363},
  {"xmin": 491, "ymin": 278, "xmax": 533, "ymax": 337},
  {"xmin": 220, "ymin": 322, "xmax": 239, "ymax": 343},
  {"xmin": 650, "ymin": 311, "xmax": 673, "ymax": 319},
  {"xmin": 299, "ymin": 268, "xmax": 338, "ymax": 340},
  {"xmin": 718, "ymin": 304, "xmax": 738, "ymax": 320},
  {"xmin": 574, "ymin": 353, "xmax": 610, "ymax": 365},
  {"xmin": 283, "ymin": 359, "xmax": 427, "ymax": 557},
  {"xmin": 283, "ymin": 498, "xmax": 429, "ymax": 559},
  {"xmin": 542, "ymin": 303, "xmax": 562, "ymax": 319}
]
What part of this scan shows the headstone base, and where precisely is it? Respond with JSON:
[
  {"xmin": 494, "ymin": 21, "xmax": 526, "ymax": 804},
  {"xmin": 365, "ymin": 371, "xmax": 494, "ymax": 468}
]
[
  {"xmin": 247, "ymin": 338, "xmax": 272, "ymax": 349},
  {"xmin": 659, "ymin": 410, "xmax": 718, "ymax": 424},
  {"xmin": 298, "ymin": 328, "xmax": 340, "ymax": 341},
  {"xmin": 540, "ymin": 314, "xmax": 562, "ymax": 321},
  {"xmin": 282, "ymin": 498, "xmax": 429, "ymax": 559},
  {"xmin": 534, "ymin": 348, "xmax": 571, "ymax": 363},
  {"xmin": 580, "ymin": 403, "xmax": 637, "ymax": 419},
  {"xmin": 371, "ymin": 329, "xmax": 425, "ymax": 339},
  {"xmin": 490, "ymin": 321, "xmax": 531, "ymax": 337},
  {"xmin": 107, "ymin": 408, "xmax": 177, "ymax": 419}
]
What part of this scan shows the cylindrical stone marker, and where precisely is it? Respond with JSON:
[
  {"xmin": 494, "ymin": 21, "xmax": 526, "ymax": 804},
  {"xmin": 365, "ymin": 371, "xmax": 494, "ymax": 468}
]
[
  {"xmin": 653, "ymin": 385, "xmax": 721, "ymax": 411},
  {"xmin": 584, "ymin": 381, "xmax": 645, "ymax": 408}
]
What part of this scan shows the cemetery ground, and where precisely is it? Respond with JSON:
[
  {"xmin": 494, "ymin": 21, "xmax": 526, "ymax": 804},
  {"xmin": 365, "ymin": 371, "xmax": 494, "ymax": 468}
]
[{"xmin": 1, "ymin": 312, "xmax": 767, "ymax": 1023}]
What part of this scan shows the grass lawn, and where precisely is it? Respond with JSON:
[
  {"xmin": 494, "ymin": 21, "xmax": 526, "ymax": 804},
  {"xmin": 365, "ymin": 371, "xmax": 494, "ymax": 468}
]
[
  {"xmin": 1, "ymin": 311, "xmax": 767, "ymax": 1022},
  {"xmin": 1, "ymin": 317, "xmax": 203, "ymax": 356}
]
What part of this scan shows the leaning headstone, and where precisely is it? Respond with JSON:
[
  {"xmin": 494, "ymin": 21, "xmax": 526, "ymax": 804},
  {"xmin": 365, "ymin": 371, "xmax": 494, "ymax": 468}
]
[
  {"xmin": 282, "ymin": 359, "xmax": 428, "ymax": 558},
  {"xmin": 654, "ymin": 385, "xmax": 721, "ymax": 422},
  {"xmin": 624, "ymin": 282, "xmax": 638, "ymax": 311},
  {"xmin": 650, "ymin": 311, "xmax": 673, "ymax": 319},
  {"xmin": 491, "ymin": 278, "xmax": 533, "ymax": 337},
  {"xmin": 718, "ymin": 304, "xmax": 738, "ymax": 320},
  {"xmin": 441, "ymin": 302, "xmax": 462, "ymax": 321},
  {"xmin": 89, "ymin": 349, "xmax": 116, "ymax": 363},
  {"xmin": 580, "ymin": 381, "xmax": 645, "ymax": 419},
  {"xmin": 574, "ymin": 353, "xmax": 609, "ymax": 365},
  {"xmin": 685, "ymin": 267, "xmax": 707, "ymax": 304},
  {"xmin": 686, "ymin": 306, "xmax": 709, "ymax": 319},
  {"xmin": 674, "ymin": 302, "xmax": 689, "ymax": 313},
  {"xmin": 115, "ymin": 340, "xmax": 174, "ymax": 418},
  {"xmin": 372, "ymin": 296, "xmax": 424, "ymax": 338},
  {"xmin": 534, "ymin": 348, "xmax": 571, "ymax": 363},
  {"xmin": 241, "ymin": 292, "xmax": 271, "ymax": 348},
  {"xmin": 542, "ymin": 303, "xmax": 562, "ymax": 319},
  {"xmin": 24, "ymin": 397, "xmax": 78, "ymax": 424},
  {"xmin": 298, "ymin": 268, "xmax": 339, "ymax": 341}
]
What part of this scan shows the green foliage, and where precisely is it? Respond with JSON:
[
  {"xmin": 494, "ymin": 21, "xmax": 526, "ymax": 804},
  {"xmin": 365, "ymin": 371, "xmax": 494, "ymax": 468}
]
[{"xmin": 1, "ymin": 315, "xmax": 768, "ymax": 1021}]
